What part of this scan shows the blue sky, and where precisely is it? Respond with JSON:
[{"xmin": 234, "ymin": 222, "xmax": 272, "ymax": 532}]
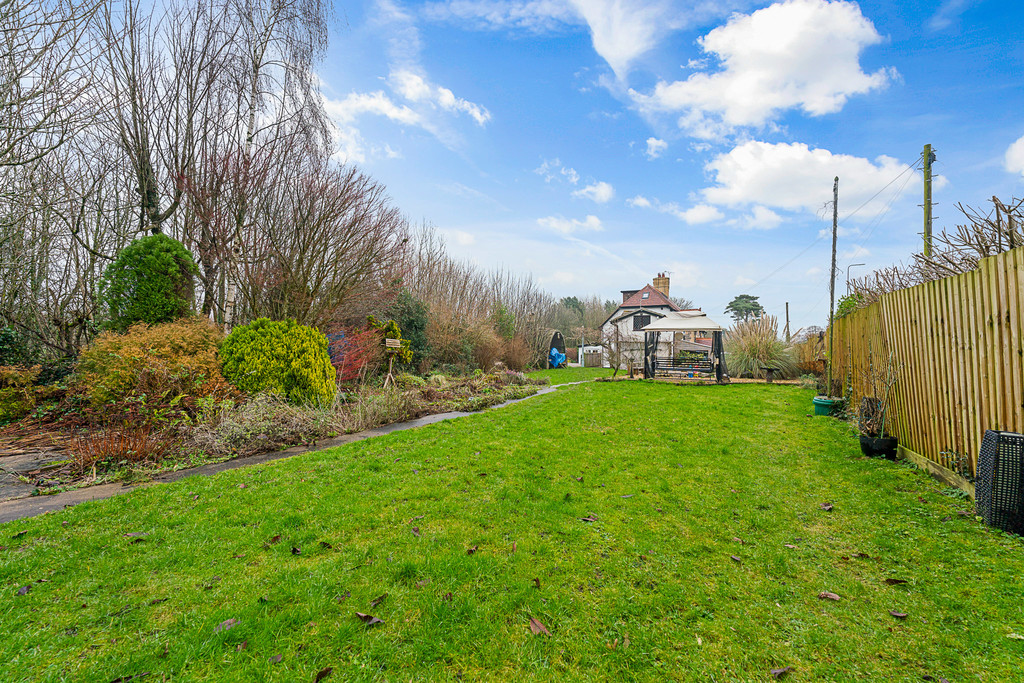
[{"xmin": 319, "ymin": 0, "xmax": 1024, "ymax": 330}]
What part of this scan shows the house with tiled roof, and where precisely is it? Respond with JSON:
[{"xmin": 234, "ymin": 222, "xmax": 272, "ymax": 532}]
[{"xmin": 598, "ymin": 273, "xmax": 707, "ymax": 369}]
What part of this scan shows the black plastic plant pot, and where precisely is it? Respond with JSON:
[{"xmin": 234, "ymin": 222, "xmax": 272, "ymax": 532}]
[{"xmin": 859, "ymin": 435, "xmax": 898, "ymax": 460}]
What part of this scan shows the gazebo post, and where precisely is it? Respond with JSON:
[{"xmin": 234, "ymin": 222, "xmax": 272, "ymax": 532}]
[{"xmin": 712, "ymin": 330, "xmax": 726, "ymax": 384}]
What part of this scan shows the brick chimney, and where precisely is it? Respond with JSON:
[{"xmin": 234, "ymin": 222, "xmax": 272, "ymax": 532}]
[{"xmin": 652, "ymin": 272, "xmax": 670, "ymax": 298}]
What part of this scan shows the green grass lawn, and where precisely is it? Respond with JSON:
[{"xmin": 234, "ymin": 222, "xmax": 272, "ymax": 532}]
[
  {"xmin": 527, "ymin": 366, "xmax": 615, "ymax": 384},
  {"xmin": 2, "ymin": 383, "xmax": 1023, "ymax": 682}
]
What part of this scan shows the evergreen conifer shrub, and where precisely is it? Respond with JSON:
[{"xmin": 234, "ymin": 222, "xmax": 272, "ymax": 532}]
[
  {"xmin": 219, "ymin": 318, "xmax": 336, "ymax": 405},
  {"xmin": 100, "ymin": 234, "xmax": 198, "ymax": 332}
]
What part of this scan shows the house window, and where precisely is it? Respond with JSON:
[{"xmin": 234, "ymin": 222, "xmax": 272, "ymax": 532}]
[
  {"xmin": 633, "ymin": 314, "xmax": 651, "ymax": 331},
  {"xmin": 641, "ymin": 292, "xmax": 649, "ymax": 299}
]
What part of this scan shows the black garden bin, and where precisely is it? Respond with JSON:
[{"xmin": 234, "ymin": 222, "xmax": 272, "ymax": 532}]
[{"xmin": 976, "ymin": 430, "xmax": 1024, "ymax": 535}]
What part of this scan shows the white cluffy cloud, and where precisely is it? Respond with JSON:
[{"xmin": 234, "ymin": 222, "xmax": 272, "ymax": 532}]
[
  {"xmin": 390, "ymin": 70, "xmax": 491, "ymax": 125},
  {"xmin": 535, "ymin": 158, "xmax": 579, "ymax": 184},
  {"xmin": 645, "ymin": 137, "xmax": 668, "ymax": 159},
  {"xmin": 626, "ymin": 194, "xmax": 651, "ymax": 208},
  {"xmin": 631, "ymin": 0, "xmax": 895, "ymax": 138},
  {"xmin": 739, "ymin": 205, "xmax": 783, "ymax": 230},
  {"xmin": 628, "ymin": 195, "xmax": 723, "ymax": 224},
  {"xmin": 1005, "ymin": 134, "xmax": 1024, "ymax": 177},
  {"xmin": 423, "ymin": 0, "xmax": 750, "ymax": 80},
  {"xmin": 324, "ymin": 0, "xmax": 491, "ymax": 162},
  {"xmin": 537, "ymin": 214, "xmax": 604, "ymax": 234},
  {"xmin": 703, "ymin": 140, "xmax": 920, "ymax": 218},
  {"xmin": 567, "ymin": 0, "xmax": 683, "ymax": 79},
  {"xmin": 573, "ymin": 180, "xmax": 615, "ymax": 203}
]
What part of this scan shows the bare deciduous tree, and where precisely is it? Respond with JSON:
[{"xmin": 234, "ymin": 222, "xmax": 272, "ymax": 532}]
[
  {"xmin": 850, "ymin": 196, "xmax": 1024, "ymax": 306},
  {"xmin": 236, "ymin": 152, "xmax": 409, "ymax": 327},
  {"xmin": 1, "ymin": 0, "xmax": 100, "ymax": 169}
]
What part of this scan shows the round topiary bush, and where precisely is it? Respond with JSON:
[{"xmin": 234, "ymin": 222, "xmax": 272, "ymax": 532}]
[
  {"xmin": 219, "ymin": 318, "xmax": 336, "ymax": 405},
  {"xmin": 100, "ymin": 234, "xmax": 198, "ymax": 332}
]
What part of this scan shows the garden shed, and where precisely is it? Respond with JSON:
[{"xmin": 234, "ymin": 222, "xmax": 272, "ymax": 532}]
[{"xmin": 641, "ymin": 312, "xmax": 728, "ymax": 383}]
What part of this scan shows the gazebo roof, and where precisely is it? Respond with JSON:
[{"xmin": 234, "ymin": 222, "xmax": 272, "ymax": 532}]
[{"xmin": 641, "ymin": 311, "xmax": 725, "ymax": 332}]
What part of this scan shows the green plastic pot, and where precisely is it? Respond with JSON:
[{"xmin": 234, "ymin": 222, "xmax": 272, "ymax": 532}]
[{"xmin": 812, "ymin": 396, "xmax": 842, "ymax": 416}]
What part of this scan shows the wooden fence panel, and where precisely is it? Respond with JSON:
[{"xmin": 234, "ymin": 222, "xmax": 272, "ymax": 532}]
[{"xmin": 832, "ymin": 248, "xmax": 1024, "ymax": 477}]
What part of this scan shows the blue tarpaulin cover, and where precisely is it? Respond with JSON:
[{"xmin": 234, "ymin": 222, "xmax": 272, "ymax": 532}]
[{"xmin": 548, "ymin": 347, "xmax": 566, "ymax": 368}]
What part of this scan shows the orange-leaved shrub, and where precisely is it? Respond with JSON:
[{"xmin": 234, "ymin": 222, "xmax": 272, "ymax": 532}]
[{"xmin": 74, "ymin": 318, "xmax": 233, "ymax": 411}]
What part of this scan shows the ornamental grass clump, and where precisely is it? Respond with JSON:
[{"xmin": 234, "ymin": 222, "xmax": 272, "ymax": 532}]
[
  {"xmin": 725, "ymin": 315, "xmax": 797, "ymax": 379},
  {"xmin": 219, "ymin": 318, "xmax": 336, "ymax": 405}
]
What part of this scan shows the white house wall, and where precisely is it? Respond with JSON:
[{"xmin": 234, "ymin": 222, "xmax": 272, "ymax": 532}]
[{"xmin": 600, "ymin": 316, "xmax": 675, "ymax": 369}]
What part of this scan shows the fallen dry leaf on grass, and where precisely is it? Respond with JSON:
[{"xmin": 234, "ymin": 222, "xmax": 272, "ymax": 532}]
[
  {"xmin": 467, "ymin": 545, "xmax": 478, "ymax": 555},
  {"xmin": 16, "ymin": 585, "xmax": 30, "ymax": 596},
  {"xmin": 355, "ymin": 612, "xmax": 384, "ymax": 627},
  {"xmin": 215, "ymin": 618, "xmax": 238, "ymax": 633},
  {"xmin": 532, "ymin": 578, "xmax": 541, "ymax": 589},
  {"xmin": 889, "ymin": 610, "xmax": 908, "ymax": 619},
  {"xmin": 412, "ymin": 527, "xmax": 420, "ymax": 537},
  {"xmin": 819, "ymin": 503, "xmax": 834, "ymax": 512},
  {"xmin": 884, "ymin": 578, "xmax": 908, "ymax": 585},
  {"xmin": 315, "ymin": 667, "xmax": 333, "ymax": 681},
  {"xmin": 529, "ymin": 618, "xmax": 551, "ymax": 636},
  {"xmin": 269, "ymin": 654, "xmax": 282, "ymax": 663},
  {"xmin": 730, "ymin": 555, "xmax": 741, "ymax": 563},
  {"xmin": 818, "ymin": 592, "xmax": 841, "ymax": 601},
  {"xmin": 370, "ymin": 594, "xmax": 387, "ymax": 608},
  {"xmin": 770, "ymin": 665, "xmax": 793, "ymax": 679},
  {"xmin": 579, "ymin": 515, "xmax": 598, "ymax": 522}
]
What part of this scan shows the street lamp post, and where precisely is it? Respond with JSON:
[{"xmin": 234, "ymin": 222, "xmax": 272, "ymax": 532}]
[{"xmin": 845, "ymin": 263, "xmax": 865, "ymax": 295}]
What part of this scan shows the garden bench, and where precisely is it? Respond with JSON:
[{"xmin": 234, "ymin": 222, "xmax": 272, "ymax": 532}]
[{"xmin": 654, "ymin": 358, "xmax": 714, "ymax": 380}]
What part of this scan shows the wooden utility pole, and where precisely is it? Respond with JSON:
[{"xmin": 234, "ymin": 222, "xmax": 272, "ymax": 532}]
[
  {"xmin": 827, "ymin": 176, "xmax": 839, "ymax": 396},
  {"xmin": 923, "ymin": 144, "xmax": 934, "ymax": 257},
  {"xmin": 784, "ymin": 302, "xmax": 790, "ymax": 342}
]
